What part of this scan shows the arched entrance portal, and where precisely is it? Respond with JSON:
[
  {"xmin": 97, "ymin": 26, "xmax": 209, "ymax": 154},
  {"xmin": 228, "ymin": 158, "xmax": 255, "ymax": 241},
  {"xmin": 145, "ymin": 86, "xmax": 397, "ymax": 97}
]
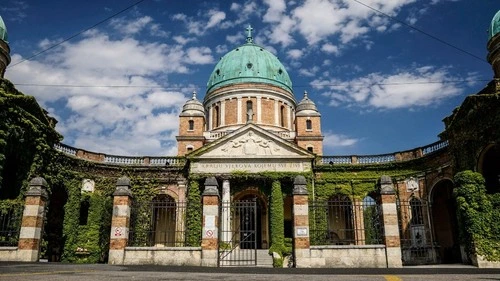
[
  {"xmin": 42, "ymin": 184, "xmax": 68, "ymax": 262},
  {"xmin": 430, "ymin": 179, "xmax": 461, "ymax": 263},
  {"xmin": 233, "ymin": 190, "xmax": 268, "ymax": 249},
  {"xmin": 478, "ymin": 144, "xmax": 500, "ymax": 194}
]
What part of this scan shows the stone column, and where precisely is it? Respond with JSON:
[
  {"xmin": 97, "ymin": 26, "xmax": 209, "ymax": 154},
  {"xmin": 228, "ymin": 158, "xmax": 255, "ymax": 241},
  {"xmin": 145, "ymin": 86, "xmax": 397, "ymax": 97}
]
[
  {"xmin": 256, "ymin": 96, "xmax": 262, "ymax": 123},
  {"xmin": 17, "ymin": 177, "xmax": 48, "ymax": 262},
  {"xmin": 201, "ymin": 177, "xmax": 219, "ymax": 267},
  {"xmin": 379, "ymin": 175, "xmax": 403, "ymax": 268},
  {"xmin": 221, "ymin": 179, "xmax": 231, "ymax": 244},
  {"xmin": 237, "ymin": 97, "xmax": 242, "ymax": 124},
  {"xmin": 108, "ymin": 176, "xmax": 133, "ymax": 265},
  {"xmin": 221, "ymin": 100, "xmax": 226, "ymax": 126},
  {"xmin": 274, "ymin": 100, "xmax": 279, "ymax": 126},
  {"xmin": 292, "ymin": 175, "xmax": 311, "ymax": 268}
]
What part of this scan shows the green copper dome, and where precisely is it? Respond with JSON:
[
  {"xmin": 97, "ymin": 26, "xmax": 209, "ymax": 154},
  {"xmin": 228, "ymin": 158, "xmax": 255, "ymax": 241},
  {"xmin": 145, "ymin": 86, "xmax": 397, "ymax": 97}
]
[
  {"xmin": 206, "ymin": 26, "xmax": 292, "ymax": 95},
  {"xmin": 0, "ymin": 16, "xmax": 7, "ymax": 43},
  {"xmin": 489, "ymin": 10, "xmax": 500, "ymax": 41}
]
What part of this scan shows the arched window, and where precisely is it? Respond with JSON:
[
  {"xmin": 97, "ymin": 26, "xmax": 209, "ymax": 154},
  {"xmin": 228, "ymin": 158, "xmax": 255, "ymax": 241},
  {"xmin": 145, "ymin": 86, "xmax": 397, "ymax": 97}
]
[
  {"xmin": 188, "ymin": 120, "xmax": 194, "ymax": 131},
  {"xmin": 280, "ymin": 105, "xmax": 285, "ymax": 127},
  {"xmin": 306, "ymin": 119, "xmax": 312, "ymax": 130},
  {"xmin": 326, "ymin": 195, "xmax": 354, "ymax": 245},
  {"xmin": 246, "ymin": 100, "xmax": 253, "ymax": 122},
  {"xmin": 186, "ymin": 145, "xmax": 194, "ymax": 153},
  {"xmin": 214, "ymin": 106, "xmax": 220, "ymax": 127},
  {"xmin": 307, "ymin": 146, "xmax": 314, "ymax": 153}
]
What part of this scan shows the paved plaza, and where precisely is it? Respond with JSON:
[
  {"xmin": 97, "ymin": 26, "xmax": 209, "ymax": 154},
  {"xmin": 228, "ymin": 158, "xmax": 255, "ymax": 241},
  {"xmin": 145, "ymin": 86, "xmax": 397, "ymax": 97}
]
[{"xmin": 1, "ymin": 263, "xmax": 499, "ymax": 281}]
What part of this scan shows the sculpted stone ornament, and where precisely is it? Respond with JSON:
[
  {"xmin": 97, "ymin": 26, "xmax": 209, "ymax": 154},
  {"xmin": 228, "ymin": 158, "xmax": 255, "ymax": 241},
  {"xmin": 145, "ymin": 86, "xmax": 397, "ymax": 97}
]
[
  {"xmin": 293, "ymin": 175, "xmax": 308, "ymax": 195},
  {"xmin": 220, "ymin": 131, "xmax": 281, "ymax": 156}
]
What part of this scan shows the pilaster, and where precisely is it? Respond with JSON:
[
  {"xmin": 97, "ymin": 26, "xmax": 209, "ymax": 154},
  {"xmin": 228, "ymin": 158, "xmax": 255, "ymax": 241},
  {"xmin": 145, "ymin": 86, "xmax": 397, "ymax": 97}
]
[
  {"xmin": 379, "ymin": 176, "xmax": 403, "ymax": 268},
  {"xmin": 17, "ymin": 177, "xmax": 48, "ymax": 262},
  {"xmin": 108, "ymin": 176, "xmax": 133, "ymax": 265},
  {"xmin": 292, "ymin": 175, "xmax": 311, "ymax": 268},
  {"xmin": 201, "ymin": 177, "xmax": 219, "ymax": 267}
]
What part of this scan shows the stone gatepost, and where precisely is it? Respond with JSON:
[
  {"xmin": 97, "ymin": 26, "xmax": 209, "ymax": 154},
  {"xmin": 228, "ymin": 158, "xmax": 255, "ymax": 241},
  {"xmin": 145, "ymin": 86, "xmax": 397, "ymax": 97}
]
[
  {"xmin": 108, "ymin": 176, "xmax": 133, "ymax": 265},
  {"xmin": 292, "ymin": 175, "xmax": 311, "ymax": 268},
  {"xmin": 379, "ymin": 175, "xmax": 403, "ymax": 268},
  {"xmin": 201, "ymin": 177, "xmax": 219, "ymax": 267},
  {"xmin": 17, "ymin": 177, "xmax": 49, "ymax": 262}
]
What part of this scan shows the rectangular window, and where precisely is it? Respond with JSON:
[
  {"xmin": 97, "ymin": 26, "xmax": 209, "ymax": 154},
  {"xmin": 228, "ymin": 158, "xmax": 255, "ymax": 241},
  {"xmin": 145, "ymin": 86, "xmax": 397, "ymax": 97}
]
[{"xmin": 306, "ymin": 120, "xmax": 312, "ymax": 130}]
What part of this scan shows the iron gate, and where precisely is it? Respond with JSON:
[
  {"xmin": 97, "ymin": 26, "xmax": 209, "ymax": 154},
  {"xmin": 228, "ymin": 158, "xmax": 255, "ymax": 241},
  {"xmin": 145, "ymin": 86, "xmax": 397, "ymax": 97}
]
[
  {"xmin": 218, "ymin": 199, "xmax": 257, "ymax": 266},
  {"xmin": 396, "ymin": 197, "xmax": 438, "ymax": 265}
]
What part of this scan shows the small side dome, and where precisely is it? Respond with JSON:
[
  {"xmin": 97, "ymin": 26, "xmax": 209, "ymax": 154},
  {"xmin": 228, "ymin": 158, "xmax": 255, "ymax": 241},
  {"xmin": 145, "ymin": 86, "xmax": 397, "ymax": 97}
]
[
  {"xmin": 489, "ymin": 10, "xmax": 500, "ymax": 41},
  {"xmin": 296, "ymin": 91, "xmax": 320, "ymax": 117},
  {"xmin": 180, "ymin": 92, "xmax": 205, "ymax": 117},
  {"xmin": 0, "ymin": 16, "xmax": 7, "ymax": 43}
]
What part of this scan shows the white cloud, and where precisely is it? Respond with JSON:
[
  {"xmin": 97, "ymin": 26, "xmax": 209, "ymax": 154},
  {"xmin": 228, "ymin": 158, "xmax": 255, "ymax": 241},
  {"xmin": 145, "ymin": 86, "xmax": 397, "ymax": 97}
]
[
  {"xmin": 173, "ymin": 9, "xmax": 227, "ymax": 35},
  {"xmin": 314, "ymin": 66, "xmax": 467, "ymax": 109},
  {"xmin": 261, "ymin": 0, "xmax": 416, "ymax": 47},
  {"xmin": 110, "ymin": 16, "xmax": 153, "ymax": 35},
  {"xmin": 287, "ymin": 49, "xmax": 303, "ymax": 59},
  {"xmin": 321, "ymin": 43, "xmax": 339, "ymax": 55},
  {"xmin": 299, "ymin": 66, "xmax": 320, "ymax": 77},
  {"xmin": 263, "ymin": 0, "xmax": 286, "ymax": 23},
  {"xmin": 4, "ymin": 28, "xmax": 213, "ymax": 156},
  {"xmin": 186, "ymin": 47, "xmax": 214, "ymax": 64},
  {"xmin": 323, "ymin": 131, "xmax": 359, "ymax": 148}
]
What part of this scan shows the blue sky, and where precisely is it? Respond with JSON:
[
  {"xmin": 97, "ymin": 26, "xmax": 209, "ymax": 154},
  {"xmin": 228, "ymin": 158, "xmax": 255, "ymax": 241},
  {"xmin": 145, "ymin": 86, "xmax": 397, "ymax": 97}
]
[{"xmin": 2, "ymin": 0, "xmax": 499, "ymax": 156}]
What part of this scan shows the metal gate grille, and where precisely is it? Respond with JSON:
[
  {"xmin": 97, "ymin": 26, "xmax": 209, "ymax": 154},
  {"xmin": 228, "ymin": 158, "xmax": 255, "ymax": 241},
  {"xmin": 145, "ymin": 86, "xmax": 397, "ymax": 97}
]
[
  {"xmin": 218, "ymin": 200, "xmax": 257, "ymax": 266},
  {"xmin": 397, "ymin": 197, "xmax": 438, "ymax": 265}
]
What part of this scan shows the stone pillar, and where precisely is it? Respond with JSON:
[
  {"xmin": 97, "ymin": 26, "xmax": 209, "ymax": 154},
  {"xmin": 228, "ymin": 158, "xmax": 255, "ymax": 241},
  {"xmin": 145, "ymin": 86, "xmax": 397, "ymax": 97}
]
[
  {"xmin": 201, "ymin": 177, "xmax": 219, "ymax": 267},
  {"xmin": 17, "ymin": 177, "xmax": 48, "ymax": 262},
  {"xmin": 292, "ymin": 175, "xmax": 311, "ymax": 268},
  {"xmin": 108, "ymin": 176, "xmax": 133, "ymax": 265},
  {"xmin": 221, "ymin": 179, "xmax": 231, "ymax": 244},
  {"xmin": 237, "ymin": 97, "xmax": 242, "ymax": 124},
  {"xmin": 379, "ymin": 175, "xmax": 402, "ymax": 268},
  {"xmin": 256, "ymin": 96, "xmax": 262, "ymax": 123}
]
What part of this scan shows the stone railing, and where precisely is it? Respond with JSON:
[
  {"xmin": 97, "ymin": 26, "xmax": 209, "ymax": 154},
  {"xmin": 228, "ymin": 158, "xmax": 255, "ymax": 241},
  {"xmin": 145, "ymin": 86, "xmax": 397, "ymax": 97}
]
[
  {"xmin": 319, "ymin": 140, "xmax": 448, "ymax": 165},
  {"xmin": 54, "ymin": 139, "xmax": 448, "ymax": 167},
  {"xmin": 267, "ymin": 130, "xmax": 296, "ymax": 139},
  {"xmin": 421, "ymin": 140, "xmax": 449, "ymax": 155},
  {"xmin": 203, "ymin": 130, "xmax": 233, "ymax": 140},
  {"xmin": 54, "ymin": 143, "xmax": 185, "ymax": 167}
]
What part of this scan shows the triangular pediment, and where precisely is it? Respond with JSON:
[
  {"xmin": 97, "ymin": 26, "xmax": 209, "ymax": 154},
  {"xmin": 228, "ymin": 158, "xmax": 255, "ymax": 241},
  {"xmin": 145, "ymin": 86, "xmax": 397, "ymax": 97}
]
[{"xmin": 189, "ymin": 124, "xmax": 314, "ymax": 159}]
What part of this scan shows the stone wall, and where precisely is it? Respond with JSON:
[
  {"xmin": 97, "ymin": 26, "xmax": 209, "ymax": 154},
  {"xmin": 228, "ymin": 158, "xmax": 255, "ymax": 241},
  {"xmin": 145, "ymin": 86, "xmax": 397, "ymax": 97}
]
[
  {"xmin": 123, "ymin": 247, "xmax": 202, "ymax": 266},
  {"xmin": 310, "ymin": 245, "xmax": 387, "ymax": 268}
]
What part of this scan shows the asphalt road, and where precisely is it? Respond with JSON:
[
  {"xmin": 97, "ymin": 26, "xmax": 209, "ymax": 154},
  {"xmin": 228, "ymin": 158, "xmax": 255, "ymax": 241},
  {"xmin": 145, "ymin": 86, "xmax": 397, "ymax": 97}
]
[{"xmin": 0, "ymin": 263, "xmax": 499, "ymax": 281}]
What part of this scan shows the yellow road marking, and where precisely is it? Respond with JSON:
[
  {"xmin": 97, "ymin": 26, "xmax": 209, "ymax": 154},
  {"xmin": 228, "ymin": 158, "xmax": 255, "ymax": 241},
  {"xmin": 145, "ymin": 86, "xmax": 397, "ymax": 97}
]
[
  {"xmin": 0, "ymin": 269, "xmax": 94, "ymax": 277},
  {"xmin": 384, "ymin": 275, "xmax": 402, "ymax": 281}
]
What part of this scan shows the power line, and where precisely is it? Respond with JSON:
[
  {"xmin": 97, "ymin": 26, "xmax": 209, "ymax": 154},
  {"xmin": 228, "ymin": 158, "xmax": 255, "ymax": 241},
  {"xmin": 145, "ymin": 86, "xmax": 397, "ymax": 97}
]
[
  {"xmin": 13, "ymin": 79, "xmax": 491, "ymax": 90},
  {"xmin": 350, "ymin": 0, "xmax": 488, "ymax": 64},
  {"xmin": 8, "ymin": 0, "xmax": 146, "ymax": 68}
]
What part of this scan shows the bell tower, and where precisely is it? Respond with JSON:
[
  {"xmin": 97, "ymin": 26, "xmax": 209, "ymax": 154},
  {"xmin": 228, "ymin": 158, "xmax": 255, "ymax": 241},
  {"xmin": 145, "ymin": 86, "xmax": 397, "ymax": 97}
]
[
  {"xmin": 0, "ymin": 16, "xmax": 10, "ymax": 78},
  {"xmin": 295, "ymin": 91, "xmax": 324, "ymax": 155},
  {"xmin": 176, "ymin": 92, "xmax": 206, "ymax": 156}
]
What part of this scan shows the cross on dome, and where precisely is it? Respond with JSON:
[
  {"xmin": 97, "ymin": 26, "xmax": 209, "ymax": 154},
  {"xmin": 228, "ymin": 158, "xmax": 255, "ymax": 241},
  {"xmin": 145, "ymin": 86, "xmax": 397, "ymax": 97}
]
[{"xmin": 246, "ymin": 25, "xmax": 253, "ymax": 43}]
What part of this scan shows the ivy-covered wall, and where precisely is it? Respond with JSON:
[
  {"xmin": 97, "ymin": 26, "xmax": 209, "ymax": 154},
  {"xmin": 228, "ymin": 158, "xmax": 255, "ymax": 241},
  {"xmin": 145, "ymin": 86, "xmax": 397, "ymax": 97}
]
[{"xmin": 454, "ymin": 171, "xmax": 500, "ymax": 262}]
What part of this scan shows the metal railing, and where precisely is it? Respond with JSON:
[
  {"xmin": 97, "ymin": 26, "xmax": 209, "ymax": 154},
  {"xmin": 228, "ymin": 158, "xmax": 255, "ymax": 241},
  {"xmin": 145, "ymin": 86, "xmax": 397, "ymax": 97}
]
[
  {"xmin": 128, "ymin": 200, "xmax": 188, "ymax": 247},
  {"xmin": 309, "ymin": 197, "xmax": 383, "ymax": 246},
  {"xmin": 0, "ymin": 203, "xmax": 22, "ymax": 247}
]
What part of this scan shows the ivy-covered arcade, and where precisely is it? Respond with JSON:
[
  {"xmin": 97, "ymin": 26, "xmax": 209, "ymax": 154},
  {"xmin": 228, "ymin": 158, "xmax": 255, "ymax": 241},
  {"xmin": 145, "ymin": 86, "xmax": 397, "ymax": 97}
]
[{"xmin": 0, "ymin": 12, "xmax": 500, "ymax": 268}]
